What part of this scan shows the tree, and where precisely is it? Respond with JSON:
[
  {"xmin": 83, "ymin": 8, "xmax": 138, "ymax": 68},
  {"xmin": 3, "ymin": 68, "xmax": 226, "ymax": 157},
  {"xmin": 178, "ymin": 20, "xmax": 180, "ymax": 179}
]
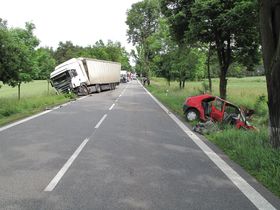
[
  {"xmin": 160, "ymin": 0, "xmax": 194, "ymax": 46},
  {"xmin": 126, "ymin": 0, "xmax": 160, "ymax": 77},
  {"xmin": 54, "ymin": 41, "xmax": 78, "ymax": 64},
  {"xmin": 0, "ymin": 22, "xmax": 39, "ymax": 99},
  {"xmin": 34, "ymin": 47, "xmax": 56, "ymax": 94},
  {"xmin": 9, "ymin": 23, "xmax": 39, "ymax": 99},
  {"xmin": 188, "ymin": 0, "xmax": 260, "ymax": 99},
  {"xmin": 160, "ymin": 0, "xmax": 198, "ymax": 87},
  {"xmin": 259, "ymin": 0, "xmax": 280, "ymax": 148},
  {"xmin": 172, "ymin": 46, "xmax": 205, "ymax": 88},
  {"xmin": 0, "ymin": 19, "xmax": 18, "ymax": 83}
]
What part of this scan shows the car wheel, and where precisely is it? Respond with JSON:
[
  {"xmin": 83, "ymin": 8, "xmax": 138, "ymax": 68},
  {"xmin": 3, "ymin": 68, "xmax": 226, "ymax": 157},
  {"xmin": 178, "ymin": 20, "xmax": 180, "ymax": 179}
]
[{"xmin": 185, "ymin": 109, "xmax": 199, "ymax": 121}]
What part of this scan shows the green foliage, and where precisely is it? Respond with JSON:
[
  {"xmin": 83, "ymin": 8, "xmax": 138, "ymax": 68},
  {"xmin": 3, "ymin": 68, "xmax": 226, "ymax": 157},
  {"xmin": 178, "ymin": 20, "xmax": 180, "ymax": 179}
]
[
  {"xmin": 34, "ymin": 47, "xmax": 56, "ymax": 80},
  {"xmin": 0, "ymin": 21, "xmax": 40, "ymax": 99},
  {"xmin": 0, "ymin": 24, "xmax": 18, "ymax": 82},
  {"xmin": 126, "ymin": 0, "xmax": 160, "ymax": 45},
  {"xmin": 54, "ymin": 41, "xmax": 77, "ymax": 64},
  {"xmin": 160, "ymin": 0, "xmax": 194, "ymax": 45},
  {"xmin": 126, "ymin": 0, "xmax": 160, "ymax": 76},
  {"xmin": 187, "ymin": 0, "xmax": 260, "ymax": 98},
  {"xmin": 53, "ymin": 40, "xmax": 131, "ymax": 71},
  {"xmin": 208, "ymin": 129, "xmax": 280, "ymax": 197}
]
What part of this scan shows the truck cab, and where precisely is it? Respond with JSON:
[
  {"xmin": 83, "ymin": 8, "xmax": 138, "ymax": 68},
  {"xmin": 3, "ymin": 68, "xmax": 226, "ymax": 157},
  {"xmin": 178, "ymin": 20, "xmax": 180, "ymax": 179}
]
[{"xmin": 50, "ymin": 58, "xmax": 88, "ymax": 93}]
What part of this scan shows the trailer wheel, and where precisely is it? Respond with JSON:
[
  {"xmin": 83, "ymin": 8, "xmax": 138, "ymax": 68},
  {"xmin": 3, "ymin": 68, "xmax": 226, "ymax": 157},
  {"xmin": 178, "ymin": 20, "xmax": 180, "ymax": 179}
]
[{"xmin": 96, "ymin": 84, "xmax": 101, "ymax": 93}]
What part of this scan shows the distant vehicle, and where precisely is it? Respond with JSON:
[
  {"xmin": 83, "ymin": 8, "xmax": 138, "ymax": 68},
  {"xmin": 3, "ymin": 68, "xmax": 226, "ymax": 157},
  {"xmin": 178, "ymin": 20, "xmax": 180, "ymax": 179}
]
[
  {"xmin": 120, "ymin": 70, "xmax": 128, "ymax": 83},
  {"xmin": 183, "ymin": 94, "xmax": 256, "ymax": 130},
  {"xmin": 132, "ymin": 73, "xmax": 137, "ymax": 80},
  {"xmin": 50, "ymin": 58, "xmax": 121, "ymax": 95}
]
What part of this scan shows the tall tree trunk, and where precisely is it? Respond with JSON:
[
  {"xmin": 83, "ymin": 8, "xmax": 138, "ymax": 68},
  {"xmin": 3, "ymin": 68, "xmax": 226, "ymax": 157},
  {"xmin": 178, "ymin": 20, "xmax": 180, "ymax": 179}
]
[
  {"xmin": 219, "ymin": 69, "xmax": 227, "ymax": 99},
  {"xmin": 183, "ymin": 79, "xmax": 186, "ymax": 89},
  {"xmin": 17, "ymin": 82, "xmax": 21, "ymax": 100},
  {"xmin": 259, "ymin": 0, "xmax": 280, "ymax": 148},
  {"xmin": 216, "ymin": 36, "xmax": 231, "ymax": 99},
  {"xmin": 207, "ymin": 43, "xmax": 212, "ymax": 93}
]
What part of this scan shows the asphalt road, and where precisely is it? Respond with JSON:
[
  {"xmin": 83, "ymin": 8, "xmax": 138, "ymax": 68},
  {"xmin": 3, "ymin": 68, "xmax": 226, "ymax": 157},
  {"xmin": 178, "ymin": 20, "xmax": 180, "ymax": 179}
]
[{"xmin": 0, "ymin": 80, "xmax": 279, "ymax": 210}]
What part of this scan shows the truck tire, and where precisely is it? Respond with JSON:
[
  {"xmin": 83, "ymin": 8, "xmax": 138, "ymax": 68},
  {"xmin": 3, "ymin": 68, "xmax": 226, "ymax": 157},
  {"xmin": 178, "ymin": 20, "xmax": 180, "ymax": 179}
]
[
  {"xmin": 96, "ymin": 84, "xmax": 101, "ymax": 93},
  {"xmin": 79, "ymin": 84, "xmax": 89, "ymax": 96},
  {"xmin": 185, "ymin": 109, "xmax": 199, "ymax": 122}
]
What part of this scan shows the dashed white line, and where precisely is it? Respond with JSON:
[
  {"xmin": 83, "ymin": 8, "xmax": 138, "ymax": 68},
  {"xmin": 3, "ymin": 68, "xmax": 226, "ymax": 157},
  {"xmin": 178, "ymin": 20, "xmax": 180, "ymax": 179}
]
[
  {"xmin": 44, "ymin": 138, "xmax": 89, "ymax": 192},
  {"xmin": 142, "ymin": 85, "xmax": 276, "ymax": 210},
  {"xmin": 94, "ymin": 114, "xmax": 107, "ymax": 128},
  {"xmin": 109, "ymin": 104, "xmax": 115, "ymax": 110}
]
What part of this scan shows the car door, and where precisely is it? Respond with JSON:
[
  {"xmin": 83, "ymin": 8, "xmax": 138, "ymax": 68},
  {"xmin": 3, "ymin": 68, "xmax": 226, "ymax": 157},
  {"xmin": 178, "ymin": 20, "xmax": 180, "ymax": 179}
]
[{"xmin": 210, "ymin": 98, "xmax": 225, "ymax": 122}]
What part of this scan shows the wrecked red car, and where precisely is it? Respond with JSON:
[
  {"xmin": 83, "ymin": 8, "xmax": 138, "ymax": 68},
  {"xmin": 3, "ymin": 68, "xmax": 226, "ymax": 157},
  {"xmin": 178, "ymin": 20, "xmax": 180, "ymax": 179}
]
[{"xmin": 183, "ymin": 94, "xmax": 256, "ymax": 130}]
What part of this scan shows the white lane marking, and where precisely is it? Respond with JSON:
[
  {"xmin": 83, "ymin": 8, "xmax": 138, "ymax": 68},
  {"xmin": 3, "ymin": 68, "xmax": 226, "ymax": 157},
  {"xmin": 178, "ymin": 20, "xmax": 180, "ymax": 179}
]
[
  {"xmin": 119, "ymin": 88, "xmax": 127, "ymax": 98},
  {"xmin": 109, "ymin": 104, "xmax": 115, "ymax": 111},
  {"xmin": 95, "ymin": 114, "xmax": 107, "ymax": 129},
  {"xmin": 0, "ymin": 96, "xmax": 89, "ymax": 133},
  {"xmin": 44, "ymin": 138, "xmax": 89, "ymax": 192},
  {"xmin": 142, "ymin": 85, "xmax": 276, "ymax": 210}
]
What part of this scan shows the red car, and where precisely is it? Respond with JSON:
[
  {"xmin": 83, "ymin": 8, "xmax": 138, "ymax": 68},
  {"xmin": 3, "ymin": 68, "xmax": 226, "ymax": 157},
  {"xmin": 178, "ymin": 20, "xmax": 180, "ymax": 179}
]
[{"xmin": 183, "ymin": 94, "xmax": 256, "ymax": 130}]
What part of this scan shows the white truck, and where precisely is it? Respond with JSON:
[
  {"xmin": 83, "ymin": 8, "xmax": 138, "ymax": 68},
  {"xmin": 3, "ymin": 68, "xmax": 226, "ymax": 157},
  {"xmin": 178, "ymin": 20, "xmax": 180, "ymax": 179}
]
[{"xmin": 50, "ymin": 58, "xmax": 121, "ymax": 95}]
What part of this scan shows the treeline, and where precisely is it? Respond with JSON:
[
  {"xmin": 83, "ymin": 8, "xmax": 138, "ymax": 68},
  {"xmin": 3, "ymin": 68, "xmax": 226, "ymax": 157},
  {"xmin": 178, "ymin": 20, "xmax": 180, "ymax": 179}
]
[
  {"xmin": 126, "ymin": 0, "xmax": 261, "ymax": 98},
  {"xmin": 0, "ymin": 19, "xmax": 131, "ymax": 99}
]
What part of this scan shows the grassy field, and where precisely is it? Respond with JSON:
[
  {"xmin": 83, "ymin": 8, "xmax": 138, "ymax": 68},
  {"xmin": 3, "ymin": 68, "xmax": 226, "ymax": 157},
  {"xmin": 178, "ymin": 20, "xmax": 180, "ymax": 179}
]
[
  {"xmin": 0, "ymin": 80, "xmax": 71, "ymax": 126},
  {"xmin": 146, "ymin": 76, "xmax": 280, "ymax": 197}
]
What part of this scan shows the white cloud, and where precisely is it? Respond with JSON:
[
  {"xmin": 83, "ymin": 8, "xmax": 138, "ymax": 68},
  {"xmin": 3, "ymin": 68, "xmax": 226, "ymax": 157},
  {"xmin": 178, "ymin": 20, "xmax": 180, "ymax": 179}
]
[{"xmin": 0, "ymin": 0, "xmax": 139, "ymax": 52}]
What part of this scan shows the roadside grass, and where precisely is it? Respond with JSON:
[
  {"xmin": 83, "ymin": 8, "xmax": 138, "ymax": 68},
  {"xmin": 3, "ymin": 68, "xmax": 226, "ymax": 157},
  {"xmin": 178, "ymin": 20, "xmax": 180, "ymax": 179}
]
[
  {"xmin": 146, "ymin": 76, "xmax": 280, "ymax": 197},
  {"xmin": 0, "ymin": 80, "xmax": 52, "ymax": 98},
  {"xmin": 208, "ymin": 128, "xmax": 280, "ymax": 197},
  {"xmin": 0, "ymin": 80, "xmax": 71, "ymax": 126}
]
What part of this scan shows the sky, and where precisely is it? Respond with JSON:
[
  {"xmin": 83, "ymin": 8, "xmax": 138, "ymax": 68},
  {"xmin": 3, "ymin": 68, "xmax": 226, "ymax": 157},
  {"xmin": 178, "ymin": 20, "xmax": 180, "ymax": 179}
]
[{"xmin": 0, "ymin": 0, "xmax": 140, "ymax": 52}]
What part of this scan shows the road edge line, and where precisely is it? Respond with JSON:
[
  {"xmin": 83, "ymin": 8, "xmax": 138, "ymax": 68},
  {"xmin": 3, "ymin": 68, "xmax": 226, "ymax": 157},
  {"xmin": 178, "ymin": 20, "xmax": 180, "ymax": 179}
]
[{"xmin": 140, "ymin": 82, "xmax": 276, "ymax": 210}]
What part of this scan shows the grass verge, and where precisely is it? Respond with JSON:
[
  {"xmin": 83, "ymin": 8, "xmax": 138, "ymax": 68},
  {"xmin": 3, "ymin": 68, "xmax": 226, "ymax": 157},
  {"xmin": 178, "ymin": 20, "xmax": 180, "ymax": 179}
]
[
  {"xmin": 0, "ymin": 80, "xmax": 75, "ymax": 126},
  {"xmin": 146, "ymin": 77, "xmax": 280, "ymax": 198},
  {"xmin": 0, "ymin": 94, "xmax": 71, "ymax": 126}
]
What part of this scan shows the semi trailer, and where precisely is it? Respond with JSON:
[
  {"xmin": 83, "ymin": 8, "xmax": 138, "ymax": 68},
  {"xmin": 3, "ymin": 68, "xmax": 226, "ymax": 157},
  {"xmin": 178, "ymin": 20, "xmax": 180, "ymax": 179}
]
[{"xmin": 50, "ymin": 58, "xmax": 121, "ymax": 95}]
